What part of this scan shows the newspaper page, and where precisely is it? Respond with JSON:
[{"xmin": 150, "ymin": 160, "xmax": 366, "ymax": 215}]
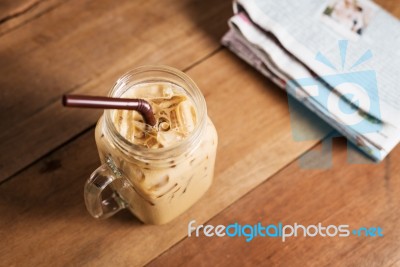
[
  {"xmin": 222, "ymin": 27, "xmax": 391, "ymax": 160},
  {"xmin": 222, "ymin": 10, "xmax": 400, "ymax": 160},
  {"xmin": 235, "ymin": 0, "xmax": 400, "ymax": 129}
]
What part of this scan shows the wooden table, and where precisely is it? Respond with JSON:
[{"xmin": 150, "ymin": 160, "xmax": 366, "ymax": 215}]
[{"xmin": 1, "ymin": 0, "xmax": 399, "ymax": 266}]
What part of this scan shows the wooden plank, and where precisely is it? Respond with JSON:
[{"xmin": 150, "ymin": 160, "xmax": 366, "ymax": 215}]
[
  {"xmin": 148, "ymin": 139, "xmax": 400, "ymax": 267},
  {"xmin": 0, "ymin": 51, "xmax": 328, "ymax": 266},
  {"xmin": 0, "ymin": 0, "xmax": 37, "ymax": 19},
  {"xmin": 148, "ymin": 1, "xmax": 400, "ymax": 265},
  {"xmin": 0, "ymin": 0, "xmax": 65, "ymax": 36},
  {"xmin": 376, "ymin": 0, "xmax": 400, "ymax": 15},
  {"xmin": 0, "ymin": 0, "xmax": 232, "ymax": 181}
]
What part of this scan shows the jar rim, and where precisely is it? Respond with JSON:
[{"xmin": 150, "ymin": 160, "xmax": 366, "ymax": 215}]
[{"xmin": 103, "ymin": 65, "xmax": 207, "ymax": 161}]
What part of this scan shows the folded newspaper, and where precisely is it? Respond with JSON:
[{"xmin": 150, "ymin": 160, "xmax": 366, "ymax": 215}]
[{"xmin": 222, "ymin": 0, "xmax": 400, "ymax": 161}]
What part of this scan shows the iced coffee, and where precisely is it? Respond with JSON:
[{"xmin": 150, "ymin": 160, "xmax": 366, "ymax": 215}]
[{"xmin": 86, "ymin": 66, "xmax": 218, "ymax": 224}]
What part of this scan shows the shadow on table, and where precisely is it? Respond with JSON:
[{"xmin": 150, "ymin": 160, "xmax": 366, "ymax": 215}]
[
  {"xmin": 0, "ymin": 0, "xmax": 234, "ymax": 230},
  {"xmin": 181, "ymin": 0, "xmax": 232, "ymax": 44},
  {"xmin": 0, "ymin": 130, "xmax": 144, "ymax": 230}
]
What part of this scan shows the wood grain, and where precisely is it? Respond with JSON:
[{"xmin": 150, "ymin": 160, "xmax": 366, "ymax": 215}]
[
  {"xmin": 148, "ymin": 139, "xmax": 400, "ymax": 267},
  {"xmin": 375, "ymin": 0, "xmax": 400, "ymax": 15},
  {"xmin": 0, "ymin": 0, "xmax": 65, "ymax": 36},
  {"xmin": 1, "ymin": 0, "xmax": 399, "ymax": 266},
  {"xmin": 0, "ymin": 51, "xmax": 327, "ymax": 266},
  {"xmin": 0, "ymin": 0, "xmax": 231, "ymax": 181}
]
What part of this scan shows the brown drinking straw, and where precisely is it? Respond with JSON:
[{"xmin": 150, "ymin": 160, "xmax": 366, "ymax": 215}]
[{"xmin": 62, "ymin": 94, "xmax": 157, "ymax": 126}]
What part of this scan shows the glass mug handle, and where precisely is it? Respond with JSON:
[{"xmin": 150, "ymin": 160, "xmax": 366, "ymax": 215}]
[{"xmin": 84, "ymin": 163, "xmax": 128, "ymax": 219}]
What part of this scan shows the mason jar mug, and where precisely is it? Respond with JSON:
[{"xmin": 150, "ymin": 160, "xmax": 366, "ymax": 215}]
[{"xmin": 84, "ymin": 66, "xmax": 218, "ymax": 225}]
